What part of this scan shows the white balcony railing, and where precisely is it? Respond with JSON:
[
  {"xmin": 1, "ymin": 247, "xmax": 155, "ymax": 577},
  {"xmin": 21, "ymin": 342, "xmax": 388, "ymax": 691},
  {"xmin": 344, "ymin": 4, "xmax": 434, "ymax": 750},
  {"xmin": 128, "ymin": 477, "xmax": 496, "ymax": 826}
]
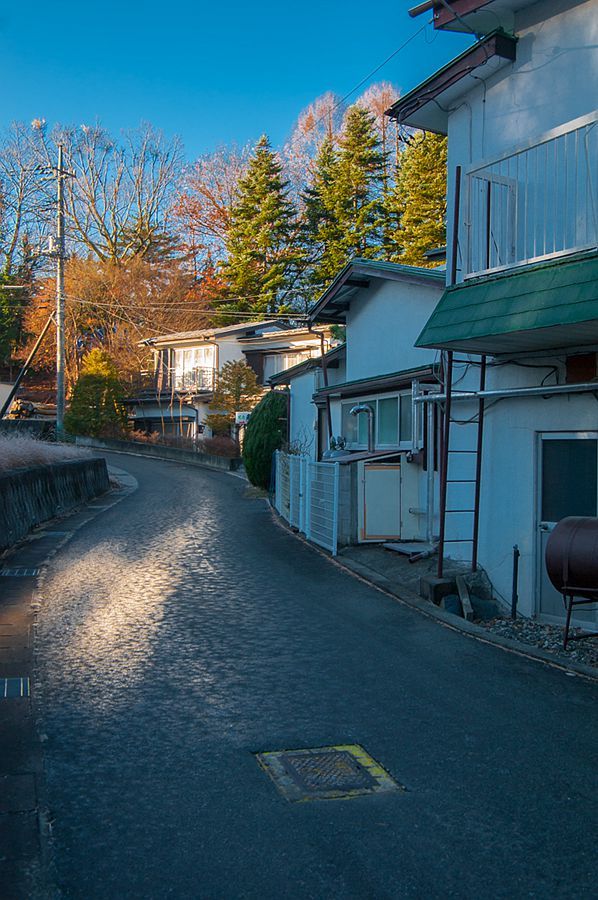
[
  {"xmin": 172, "ymin": 366, "xmax": 215, "ymax": 392},
  {"xmin": 465, "ymin": 112, "xmax": 598, "ymax": 277}
]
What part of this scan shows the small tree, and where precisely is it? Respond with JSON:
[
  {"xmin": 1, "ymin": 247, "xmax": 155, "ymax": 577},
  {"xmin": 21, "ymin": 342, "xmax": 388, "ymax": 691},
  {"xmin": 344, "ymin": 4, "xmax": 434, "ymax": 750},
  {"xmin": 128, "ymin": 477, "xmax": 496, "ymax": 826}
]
[
  {"xmin": 205, "ymin": 360, "xmax": 263, "ymax": 437},
  {"xmin": 242, "ymin": 390, "xmax": 288, "ymax": 489},
  {"xmin": 64, "ymin": 349, "xmax": 128, "ymax": 437}
]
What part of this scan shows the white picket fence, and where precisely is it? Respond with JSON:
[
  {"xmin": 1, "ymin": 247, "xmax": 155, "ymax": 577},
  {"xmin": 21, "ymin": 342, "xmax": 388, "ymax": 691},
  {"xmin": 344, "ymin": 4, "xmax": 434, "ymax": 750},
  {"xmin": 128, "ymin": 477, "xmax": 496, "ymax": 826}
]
[{"xmin": 274, "ymin": 451, "xmax": 340, "ymax": 555}]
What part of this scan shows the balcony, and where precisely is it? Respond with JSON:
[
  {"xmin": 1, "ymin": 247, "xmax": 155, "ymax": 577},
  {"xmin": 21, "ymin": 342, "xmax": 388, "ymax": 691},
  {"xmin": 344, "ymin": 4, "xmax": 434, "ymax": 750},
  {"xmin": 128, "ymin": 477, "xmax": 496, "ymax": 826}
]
[
  {"xmin": 127, "ymin": 367, "xmax": 216, "ymax": 397},
  {"xmin": 172, "ymin": 366, "xmax": 215, "ymax": 392},
  {"xmin": 465, "ymin": 113, "xmax": 598, "ymax": 278}
]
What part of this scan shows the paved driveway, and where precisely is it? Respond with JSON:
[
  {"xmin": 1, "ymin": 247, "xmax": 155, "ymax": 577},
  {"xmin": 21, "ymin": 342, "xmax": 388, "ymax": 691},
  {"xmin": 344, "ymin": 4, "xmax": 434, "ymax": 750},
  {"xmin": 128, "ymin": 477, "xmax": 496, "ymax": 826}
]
[{"xmin": 36, "ymin": 452, "xmax": 597, "ymax": 899}]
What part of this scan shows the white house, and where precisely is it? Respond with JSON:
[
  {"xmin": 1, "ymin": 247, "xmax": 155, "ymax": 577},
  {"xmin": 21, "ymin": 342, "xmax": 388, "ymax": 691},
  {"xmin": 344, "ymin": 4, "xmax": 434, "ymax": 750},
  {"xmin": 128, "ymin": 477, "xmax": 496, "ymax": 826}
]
[
  {"xmin": 271, "ymin": 259, "xmax": 446, "ymax": 547},
  {"xmin": 127, "ymin": 320, "xmax": 330, "ymax": 437},
  {"xmin": 388, "ymin": 0, "xmax": 598, "ymax": 627}
]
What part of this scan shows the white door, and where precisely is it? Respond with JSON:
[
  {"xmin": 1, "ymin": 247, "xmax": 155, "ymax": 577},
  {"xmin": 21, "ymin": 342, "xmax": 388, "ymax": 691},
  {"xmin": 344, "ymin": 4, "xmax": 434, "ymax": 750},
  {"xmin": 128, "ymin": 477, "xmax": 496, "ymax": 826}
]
[
  {"xmin": 361, "ymin": 463, "xmax": 401, "ymax": 542},
  {"xmin": 538, "ymin": 433, "xmax": 598, "ymax": 626}
]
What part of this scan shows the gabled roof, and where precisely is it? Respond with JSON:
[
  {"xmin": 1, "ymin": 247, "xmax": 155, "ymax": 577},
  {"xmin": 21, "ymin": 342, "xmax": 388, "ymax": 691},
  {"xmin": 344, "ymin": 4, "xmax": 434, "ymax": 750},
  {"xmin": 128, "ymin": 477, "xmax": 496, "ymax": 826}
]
[
  {"xmin": 140, "ymin": 319, "xmax": 285, "ymax": 348},
  {"xmin": 416, "ymin": 250, "xmax": 598, "ymax": 354},
  {"xmin": 386, "ymin": 30, "xmax": 517, "ymax": 133},
  {"xmin": 308, "ymin": 258, "xmax": 445, "ymax": 325}
]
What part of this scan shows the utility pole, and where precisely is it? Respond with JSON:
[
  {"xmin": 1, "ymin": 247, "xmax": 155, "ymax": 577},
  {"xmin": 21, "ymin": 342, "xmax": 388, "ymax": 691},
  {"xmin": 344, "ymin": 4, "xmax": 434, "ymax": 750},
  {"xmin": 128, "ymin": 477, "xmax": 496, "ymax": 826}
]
[
  {"xmin": 52, "ymin": 145, "xmax": 74, "ymax": 437},
  {"xmin": 55, "ymin": 144, "xmax": 66, "ymax": 436}
]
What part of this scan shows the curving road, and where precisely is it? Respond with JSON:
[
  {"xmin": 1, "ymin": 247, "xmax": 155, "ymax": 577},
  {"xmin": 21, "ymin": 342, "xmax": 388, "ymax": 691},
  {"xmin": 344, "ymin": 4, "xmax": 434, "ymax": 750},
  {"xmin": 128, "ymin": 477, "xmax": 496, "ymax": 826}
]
[{"xmin": 36, "ymin": 452, "xmax": 597, "ymax": 899}]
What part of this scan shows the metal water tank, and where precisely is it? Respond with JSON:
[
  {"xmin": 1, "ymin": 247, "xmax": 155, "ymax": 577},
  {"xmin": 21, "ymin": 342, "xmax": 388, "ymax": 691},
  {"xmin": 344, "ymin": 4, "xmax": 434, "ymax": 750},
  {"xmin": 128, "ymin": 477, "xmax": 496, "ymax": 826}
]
[{"xmin": 545, "ymin": 516, "xmax": 598, "ymax": 594}]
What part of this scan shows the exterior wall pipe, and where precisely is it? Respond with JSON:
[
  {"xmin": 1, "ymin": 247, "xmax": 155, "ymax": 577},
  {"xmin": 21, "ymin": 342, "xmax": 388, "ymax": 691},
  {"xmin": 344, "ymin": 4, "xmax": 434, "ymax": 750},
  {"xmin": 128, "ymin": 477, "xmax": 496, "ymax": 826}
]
[
  {"xmin": 437, "ymin": 350, "xmax": 454, "ymax": 578},
  {"xmin": 426, "ymin": 399, "xmax": 435, "ymax": 543},
  {"xmin": 414, "ymin": 380, "xmax": 598, "ymax": 404},
  {"xmin": 471, "ymin": 354, "xmax": 486, "ymax": 572},
  {"xmin": 319, "ymin": 331, "xmax": 333, "ymax": 445}
]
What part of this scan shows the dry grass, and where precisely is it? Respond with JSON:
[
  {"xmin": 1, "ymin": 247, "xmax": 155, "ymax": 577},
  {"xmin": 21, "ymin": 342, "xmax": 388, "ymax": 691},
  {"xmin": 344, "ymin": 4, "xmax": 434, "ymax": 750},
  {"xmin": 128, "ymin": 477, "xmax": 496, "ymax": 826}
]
[{"xmin": 0, "ymin": 435, "xmax": 90, "ymax": 474}]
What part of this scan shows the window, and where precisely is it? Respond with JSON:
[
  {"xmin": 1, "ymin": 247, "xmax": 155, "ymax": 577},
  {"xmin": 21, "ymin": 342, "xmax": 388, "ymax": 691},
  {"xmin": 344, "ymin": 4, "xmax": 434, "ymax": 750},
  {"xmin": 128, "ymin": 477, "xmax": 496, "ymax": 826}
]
[
  {"xmin": 378, "ymin": 398, "xmax": 398, "ymax": 445},
  {"xmin": 340, "ymin": 390, "xmax": 414, "ymax": 450}
]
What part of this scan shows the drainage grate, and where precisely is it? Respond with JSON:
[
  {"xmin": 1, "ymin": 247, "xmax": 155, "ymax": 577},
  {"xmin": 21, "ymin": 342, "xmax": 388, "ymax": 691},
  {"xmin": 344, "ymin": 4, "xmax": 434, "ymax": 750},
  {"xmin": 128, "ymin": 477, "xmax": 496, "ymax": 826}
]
[
  {"xmin": 1, "ymin": 677, "xmax": 30, "ymax": 698},
  {"xmin": 0, "ymin": 568, "xmax": 39, "ymax": 577},
  {"xmin": 256, "ymin": 744, "xmax": 403, "ymax": 802}
]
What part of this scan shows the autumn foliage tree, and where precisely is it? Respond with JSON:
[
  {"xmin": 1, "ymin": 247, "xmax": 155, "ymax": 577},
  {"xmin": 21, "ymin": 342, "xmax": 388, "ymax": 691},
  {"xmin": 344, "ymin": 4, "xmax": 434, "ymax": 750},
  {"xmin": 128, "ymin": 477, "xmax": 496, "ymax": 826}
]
[{"xmin": 205, "ymin": 360, "xmax": 263, "ymax": 436}]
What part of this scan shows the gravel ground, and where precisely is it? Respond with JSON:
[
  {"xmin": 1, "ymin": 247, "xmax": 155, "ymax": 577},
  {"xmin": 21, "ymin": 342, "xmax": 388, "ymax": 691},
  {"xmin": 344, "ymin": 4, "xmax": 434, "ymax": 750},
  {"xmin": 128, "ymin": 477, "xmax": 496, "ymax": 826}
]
[{"xmin": 477, "ymin": 617, "xmax": 598, "ymax": 670}]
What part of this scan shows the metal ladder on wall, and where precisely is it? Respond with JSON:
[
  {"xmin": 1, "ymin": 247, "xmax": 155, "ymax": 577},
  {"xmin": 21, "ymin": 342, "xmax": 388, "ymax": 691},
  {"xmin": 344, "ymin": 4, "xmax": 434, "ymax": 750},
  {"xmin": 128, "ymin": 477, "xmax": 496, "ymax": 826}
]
[{"xmin": 437, "ymin": 352, "xmax": 487, "ymax": 578}]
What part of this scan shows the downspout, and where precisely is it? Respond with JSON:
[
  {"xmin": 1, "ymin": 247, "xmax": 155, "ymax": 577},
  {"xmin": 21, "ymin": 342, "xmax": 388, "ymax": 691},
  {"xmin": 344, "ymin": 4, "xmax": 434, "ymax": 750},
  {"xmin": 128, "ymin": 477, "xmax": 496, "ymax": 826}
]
[{"xmin": 319, "ymin": 331, "xmax": 333, "ymax": 446}]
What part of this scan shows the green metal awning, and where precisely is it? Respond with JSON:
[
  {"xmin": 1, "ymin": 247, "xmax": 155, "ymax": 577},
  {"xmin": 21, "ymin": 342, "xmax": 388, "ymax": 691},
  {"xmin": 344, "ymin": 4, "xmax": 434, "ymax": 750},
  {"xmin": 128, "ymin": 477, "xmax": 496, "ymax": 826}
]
[{"xmin": 415, "ymin": 251, "xmax": 598, "ymax": 354}]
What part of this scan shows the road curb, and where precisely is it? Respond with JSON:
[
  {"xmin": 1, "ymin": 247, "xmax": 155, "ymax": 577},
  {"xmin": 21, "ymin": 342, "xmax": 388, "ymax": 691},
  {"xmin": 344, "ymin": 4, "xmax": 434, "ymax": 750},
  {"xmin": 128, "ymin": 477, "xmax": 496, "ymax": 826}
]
[
  {"xmin": 268, "ymin": 503, "xmax": 598, "ymax": 683},
  {"xmin": 0, "ymin": 463, "xmax": 138, "ymax": 899}
]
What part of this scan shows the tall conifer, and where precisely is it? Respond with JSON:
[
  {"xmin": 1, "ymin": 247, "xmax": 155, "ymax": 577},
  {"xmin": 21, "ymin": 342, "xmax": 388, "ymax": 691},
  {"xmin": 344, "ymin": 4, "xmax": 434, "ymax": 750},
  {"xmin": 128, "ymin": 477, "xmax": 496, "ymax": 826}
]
[
  {"xmin": 221, "ymin": 135, "xmax": 299, "ymax": 317},
  {"xmin": 387, "ymin": 132, "xmax": 447, "ymax": 267},
  {"xmin": 301, "ymin": 107, "xmax": 385, "ymax": 293}
]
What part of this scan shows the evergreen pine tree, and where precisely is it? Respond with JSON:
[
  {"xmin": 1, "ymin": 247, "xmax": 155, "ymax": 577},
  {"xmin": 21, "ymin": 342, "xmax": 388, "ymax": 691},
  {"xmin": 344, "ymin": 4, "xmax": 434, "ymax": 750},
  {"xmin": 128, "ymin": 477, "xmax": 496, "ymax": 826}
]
[
  {"xmin": 301, "ymin": 136, "xmax": 345, "ymax": 288},
  {"xmin": 301, "ymin": 107, "xmax": 385, "ymax": 293},
  {"xmin": 335, "ymin": 106, "xmax": 386, "ymax": 258},
  {"xmin": 387, "ymin": 132, "xmax": 447, "ymax": 267},
  {"xmin": 64, "ymin": 349, "xmax": 128, "ymax": 437},
  {"xmin": 221, "ymin": 135, "xmax": 299, "ymax": 318}
]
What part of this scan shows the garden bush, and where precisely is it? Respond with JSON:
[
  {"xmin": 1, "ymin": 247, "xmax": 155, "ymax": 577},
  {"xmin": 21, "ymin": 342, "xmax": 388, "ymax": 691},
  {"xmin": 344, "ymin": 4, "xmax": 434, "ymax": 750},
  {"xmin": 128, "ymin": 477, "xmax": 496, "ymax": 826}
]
[{"xmin": 242, "ymin": 390, "xmax": 287, "ymax": 488}]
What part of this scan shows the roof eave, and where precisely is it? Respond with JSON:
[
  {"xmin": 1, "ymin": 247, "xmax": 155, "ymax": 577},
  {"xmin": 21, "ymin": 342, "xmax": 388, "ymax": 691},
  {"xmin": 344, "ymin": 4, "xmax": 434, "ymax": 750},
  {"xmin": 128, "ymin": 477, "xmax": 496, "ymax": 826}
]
[{"xmin": 385, "ymin": 30, "xmax": 517, "ymax": 133}]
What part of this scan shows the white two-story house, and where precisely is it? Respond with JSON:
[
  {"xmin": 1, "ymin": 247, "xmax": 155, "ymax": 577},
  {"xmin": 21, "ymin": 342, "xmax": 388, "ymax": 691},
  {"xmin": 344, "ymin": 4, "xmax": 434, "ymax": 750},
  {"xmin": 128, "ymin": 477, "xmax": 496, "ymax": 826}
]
[
  {"xmin": 128, "ymin": 320, "xmax": 330, "ymax": 437},
  {"xmin": 387, "ymin": 0, "xmax": 598, "ymax": 627},
  {"xmin": 271, "ymin": 259, "xmax": 446, "ymax": 546}
]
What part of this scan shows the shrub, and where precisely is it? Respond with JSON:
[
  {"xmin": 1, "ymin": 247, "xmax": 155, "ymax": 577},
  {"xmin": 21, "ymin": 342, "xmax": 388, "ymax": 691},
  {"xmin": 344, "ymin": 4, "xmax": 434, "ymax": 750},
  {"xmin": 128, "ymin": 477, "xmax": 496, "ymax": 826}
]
[
  {"xmin": 242, "ymin": 390, "xmax": 287, "ymax": 488},
  {"xmin": 65, "ymin": 349, "xmax": 129, "ymax": 438},
  {"xmin": 200, "ymin": 435, "xmax": 239, "ymax": 457}
]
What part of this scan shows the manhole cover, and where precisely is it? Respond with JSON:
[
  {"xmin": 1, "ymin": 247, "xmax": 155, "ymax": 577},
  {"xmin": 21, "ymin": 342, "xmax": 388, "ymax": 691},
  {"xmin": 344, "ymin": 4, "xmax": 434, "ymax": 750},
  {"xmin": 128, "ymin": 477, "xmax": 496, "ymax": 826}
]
[{"xmin": 256, "ymin": 744, "xmax": 403, "ymax": 802}]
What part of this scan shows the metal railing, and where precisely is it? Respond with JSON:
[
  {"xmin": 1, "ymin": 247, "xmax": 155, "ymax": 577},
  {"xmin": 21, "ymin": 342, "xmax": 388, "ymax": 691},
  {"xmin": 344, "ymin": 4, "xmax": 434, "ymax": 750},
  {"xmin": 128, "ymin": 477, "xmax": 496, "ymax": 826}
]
[
  {"xmin": 466, "ymin": 113, "xmax": 598, "ymax": 276},
  {"xmin": 274, "ymin": 451, "xmax": 340, "ymax": 555},
  {"xmin": 172, "ymin": 366, "xmax": 215, "ymax": 392}
]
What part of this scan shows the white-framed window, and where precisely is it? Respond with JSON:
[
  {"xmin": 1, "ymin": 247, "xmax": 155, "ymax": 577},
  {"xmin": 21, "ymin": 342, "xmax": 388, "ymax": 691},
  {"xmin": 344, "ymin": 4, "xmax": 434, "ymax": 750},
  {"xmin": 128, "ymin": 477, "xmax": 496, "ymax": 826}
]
[{"xmin": 340, "ymin": 390, "xmax": 413, "ymax": 450}]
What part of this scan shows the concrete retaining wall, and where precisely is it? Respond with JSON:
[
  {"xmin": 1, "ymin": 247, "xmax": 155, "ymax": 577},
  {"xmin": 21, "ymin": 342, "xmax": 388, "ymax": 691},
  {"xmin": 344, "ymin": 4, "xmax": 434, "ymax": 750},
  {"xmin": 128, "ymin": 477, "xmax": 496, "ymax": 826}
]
[
  {"xmin": 74, "ymin": 436, "xmax": 242, "ymax": 472},
  {"xmin": 0, "ymin": 457, "xmax": 110, "ymax": 552}
]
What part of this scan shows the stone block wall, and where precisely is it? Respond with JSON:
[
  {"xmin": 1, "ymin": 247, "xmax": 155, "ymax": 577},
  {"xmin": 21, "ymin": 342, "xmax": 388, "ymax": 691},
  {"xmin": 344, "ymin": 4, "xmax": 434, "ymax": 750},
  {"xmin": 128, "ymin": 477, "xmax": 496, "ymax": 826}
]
[{"xmin": 0, "ymin": 458, "xmax": 110, "ymax": 552}]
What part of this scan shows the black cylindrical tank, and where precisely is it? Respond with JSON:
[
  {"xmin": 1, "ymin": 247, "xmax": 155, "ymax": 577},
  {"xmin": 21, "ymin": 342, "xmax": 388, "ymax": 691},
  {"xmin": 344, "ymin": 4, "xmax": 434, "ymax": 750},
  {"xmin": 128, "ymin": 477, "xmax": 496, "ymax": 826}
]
[{"xmin": 545, "ymin": 517, "xmax": 598, "ymax": 594}]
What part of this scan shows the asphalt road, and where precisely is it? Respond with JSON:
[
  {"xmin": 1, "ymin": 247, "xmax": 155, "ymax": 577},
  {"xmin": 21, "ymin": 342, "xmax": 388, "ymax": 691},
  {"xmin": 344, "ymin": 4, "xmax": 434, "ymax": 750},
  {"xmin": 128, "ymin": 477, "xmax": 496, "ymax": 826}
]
[{"xmin": 35, "ymin": 452, "xmax": 597, "ymax": 899}]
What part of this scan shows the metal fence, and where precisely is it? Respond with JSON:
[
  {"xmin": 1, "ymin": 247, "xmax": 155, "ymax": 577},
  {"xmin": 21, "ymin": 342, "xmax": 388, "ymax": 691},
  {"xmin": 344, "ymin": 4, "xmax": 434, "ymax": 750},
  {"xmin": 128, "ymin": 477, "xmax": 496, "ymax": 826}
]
[{"xmin": 274, "ymin": 451, "xmax": 340, "ymax": 555}]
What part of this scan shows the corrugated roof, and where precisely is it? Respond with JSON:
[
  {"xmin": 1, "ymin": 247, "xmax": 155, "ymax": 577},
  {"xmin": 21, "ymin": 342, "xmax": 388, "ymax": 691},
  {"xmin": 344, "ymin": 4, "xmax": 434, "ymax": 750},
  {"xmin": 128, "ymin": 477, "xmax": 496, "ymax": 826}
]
[{"xmin": 416, "ymin": 251, "xmax": 598, "ymax": 354}]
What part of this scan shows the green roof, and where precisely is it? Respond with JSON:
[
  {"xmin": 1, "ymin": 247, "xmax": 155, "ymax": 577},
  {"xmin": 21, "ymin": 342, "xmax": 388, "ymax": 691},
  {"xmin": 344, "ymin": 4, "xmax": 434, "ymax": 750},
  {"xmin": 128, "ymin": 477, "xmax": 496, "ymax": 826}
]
[{"xmin": 416, "ymin": 251, "xmax": 598, "ymax": 355}]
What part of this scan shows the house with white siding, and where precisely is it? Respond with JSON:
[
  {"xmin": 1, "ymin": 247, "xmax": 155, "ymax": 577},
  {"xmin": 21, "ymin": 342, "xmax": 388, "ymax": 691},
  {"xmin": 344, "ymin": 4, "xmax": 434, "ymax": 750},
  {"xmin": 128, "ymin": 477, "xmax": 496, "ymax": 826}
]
[
  {"xmin": 388, "ymin": 0, "xmax": 598, "ymax": 628},
  {"xmin": 271, "ymin": 259, "xmax": 446, "ymax": 548},
  {"xmin": 128, "ymin": 321, "xmax": 331, "ymax": 437}
]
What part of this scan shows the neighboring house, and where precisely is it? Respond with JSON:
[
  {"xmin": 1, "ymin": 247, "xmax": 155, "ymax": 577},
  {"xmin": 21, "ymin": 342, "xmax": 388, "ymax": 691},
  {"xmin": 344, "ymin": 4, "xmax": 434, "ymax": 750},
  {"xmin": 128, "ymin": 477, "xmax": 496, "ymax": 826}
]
[
  {"xmin": 127, "ymin": 320, "xmax": 330, "ymax": 437},
  {"xmin": 388, "ymin": 0, "xmax": 598, "ymax": 626},
  {"xmin": 271, "ymin": 259, "xmax": 445, "ymax": 547}
]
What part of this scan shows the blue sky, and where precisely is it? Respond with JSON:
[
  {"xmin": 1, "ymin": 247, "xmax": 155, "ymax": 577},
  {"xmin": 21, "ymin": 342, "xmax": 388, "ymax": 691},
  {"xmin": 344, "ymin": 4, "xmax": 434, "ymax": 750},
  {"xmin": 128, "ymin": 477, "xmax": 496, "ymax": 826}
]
[{"xmin": 0, "ymin": 1, "xmax": 472, "ymax": 160}]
